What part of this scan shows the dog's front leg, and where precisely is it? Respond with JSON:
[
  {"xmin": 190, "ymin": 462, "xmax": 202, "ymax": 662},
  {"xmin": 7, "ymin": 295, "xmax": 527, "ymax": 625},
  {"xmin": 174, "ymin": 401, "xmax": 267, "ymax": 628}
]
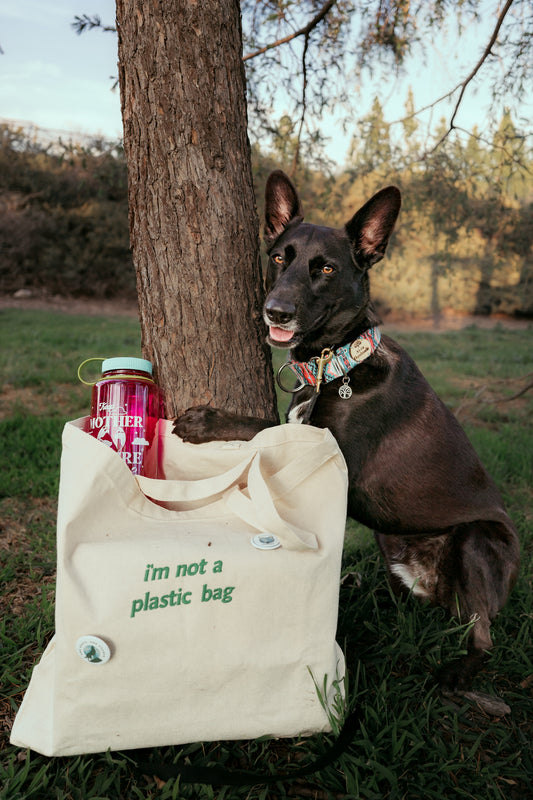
[{"xmin": 174, "ymin": 405, "xmax": 274, "ymax": 443}]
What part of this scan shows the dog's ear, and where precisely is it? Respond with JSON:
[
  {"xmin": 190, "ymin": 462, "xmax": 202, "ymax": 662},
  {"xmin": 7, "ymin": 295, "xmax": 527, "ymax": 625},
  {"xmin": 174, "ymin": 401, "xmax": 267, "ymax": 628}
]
[
  {"xmin": 264, "ymin": 170, "xmax": 303, "ymax": 243},
  {"xmin": 345, "ymin": 186, "xmax": 401, "ymax": 268}
]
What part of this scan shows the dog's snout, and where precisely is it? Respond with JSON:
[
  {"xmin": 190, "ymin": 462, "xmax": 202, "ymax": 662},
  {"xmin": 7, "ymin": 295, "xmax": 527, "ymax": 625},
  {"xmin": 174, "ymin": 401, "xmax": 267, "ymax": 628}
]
[{"xmin": 264, "ymin": 297, "xmax": 296, "ymax": 326}]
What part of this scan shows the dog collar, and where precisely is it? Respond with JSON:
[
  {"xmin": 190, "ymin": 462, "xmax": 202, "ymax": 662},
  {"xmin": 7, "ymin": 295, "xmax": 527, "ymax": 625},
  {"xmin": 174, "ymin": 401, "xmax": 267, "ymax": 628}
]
[{"xmin": 277, "ymin": 326, "xmax": 381, "ymax": 393}]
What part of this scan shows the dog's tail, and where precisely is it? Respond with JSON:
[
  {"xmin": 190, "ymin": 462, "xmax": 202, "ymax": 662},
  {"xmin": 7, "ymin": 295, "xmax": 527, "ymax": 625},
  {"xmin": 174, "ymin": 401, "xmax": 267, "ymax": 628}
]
[{"xmin": 134, "ymin": 708, "xmax": 359, "ymax": 787}]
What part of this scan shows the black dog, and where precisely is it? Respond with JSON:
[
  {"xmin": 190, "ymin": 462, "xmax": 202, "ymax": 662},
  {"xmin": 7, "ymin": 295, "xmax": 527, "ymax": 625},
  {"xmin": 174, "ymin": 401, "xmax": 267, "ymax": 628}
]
[{"xmin": 175, "ymin": 170, "xmax": 520, "ymax": 691}]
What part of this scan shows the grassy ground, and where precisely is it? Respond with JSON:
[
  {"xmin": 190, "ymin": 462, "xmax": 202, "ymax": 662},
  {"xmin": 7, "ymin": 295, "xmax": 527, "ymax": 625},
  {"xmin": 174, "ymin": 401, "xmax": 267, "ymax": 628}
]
[{"xmin": 1, "ymin": 309, "xmax": 532, "ymax": 800}]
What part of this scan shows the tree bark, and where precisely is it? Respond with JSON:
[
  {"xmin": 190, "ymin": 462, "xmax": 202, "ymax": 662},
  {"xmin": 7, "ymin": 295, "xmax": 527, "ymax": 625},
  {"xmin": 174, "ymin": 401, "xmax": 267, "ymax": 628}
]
[{"xmin": 115, "ymin": 0, "xmax": 279, "ymax": 421}]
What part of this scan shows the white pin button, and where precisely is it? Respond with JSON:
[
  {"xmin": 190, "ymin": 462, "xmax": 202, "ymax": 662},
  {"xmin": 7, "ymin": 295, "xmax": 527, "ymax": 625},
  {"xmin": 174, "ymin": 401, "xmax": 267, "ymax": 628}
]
[
  {"xmin": 76, "ymin": 635, "xmax": 111, "ymax": 664},
  {"xmin": 251, "ymin": 533, "xmax": 281, "ymax": 550}
]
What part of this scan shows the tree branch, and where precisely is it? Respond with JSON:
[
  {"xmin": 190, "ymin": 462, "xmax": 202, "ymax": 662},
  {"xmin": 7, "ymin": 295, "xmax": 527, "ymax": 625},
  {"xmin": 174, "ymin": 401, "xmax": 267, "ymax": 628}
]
[
  {"xmin": 430, "ymin": 0, "xmax": 515, "ymax": 150},
  {"xmin": 386, "ymin": 0, "xmax": 520, "ymax": 160},
  {"xmin": 243, "ymin": 0, "xmax": 337, "ymax": 62},
  {"xmin": 453, "ymin": 125, "xmax": 531, "ymax": 174},
  {"xmin": 450, "ymin": 0, "xmax": 514, "ymax": 129},
  {"xmin": 290, "ymin": 32, "xmax": 310, "ymax": 176},
  {"xmin": 455, "ymin": 373, "xmax": 533, "ymax": 422},
  {"xmin": 71, "ymin": 14, "xmax": 116, "ymax": 35},
  {"xmin": 390, "ymin": 0, "xmax": 514, "ymax": 136}
]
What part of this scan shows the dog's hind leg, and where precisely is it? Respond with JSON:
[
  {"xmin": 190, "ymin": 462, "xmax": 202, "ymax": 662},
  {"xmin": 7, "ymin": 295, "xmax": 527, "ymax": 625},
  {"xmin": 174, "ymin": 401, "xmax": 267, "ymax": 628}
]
[
  {"xmin": 436, "ymin": 610, "xmax": 493, "ymax": 692},
  {"xmin": 437, "ymin": 612, "xmax": 513, "ymax": 716},
  {"xmin": 435, "ymin": 520, "xmax": 519, "ymax": 693},
  {"xmin": 375, "ymin": 520, "xmax": 519, "ymax": 696}
]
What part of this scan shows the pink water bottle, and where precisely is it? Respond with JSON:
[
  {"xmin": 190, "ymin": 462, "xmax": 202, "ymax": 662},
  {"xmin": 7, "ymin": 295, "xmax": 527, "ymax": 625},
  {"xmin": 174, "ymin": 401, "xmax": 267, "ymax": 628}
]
[{"xmin": 83, "ymin": 357, "xmax": 163, "ymax": 476}]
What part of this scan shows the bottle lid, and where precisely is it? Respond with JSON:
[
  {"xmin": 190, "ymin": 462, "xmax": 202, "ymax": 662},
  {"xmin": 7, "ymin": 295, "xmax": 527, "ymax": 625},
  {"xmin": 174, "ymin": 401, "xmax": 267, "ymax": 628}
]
[{"xmin": 102, "ymin": 357, "xmax": 153, "ymax": 375}]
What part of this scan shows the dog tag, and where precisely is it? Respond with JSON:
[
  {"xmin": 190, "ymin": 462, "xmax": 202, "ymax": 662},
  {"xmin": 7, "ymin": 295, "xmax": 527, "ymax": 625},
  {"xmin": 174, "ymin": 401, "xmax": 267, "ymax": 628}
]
[
  {"xmin": 349, "ymin": 338, "xmax": 372, "ymax": 362},
  {"xmin": 339, "ymin": 377, "xmax": 352, "ymax": 399}
]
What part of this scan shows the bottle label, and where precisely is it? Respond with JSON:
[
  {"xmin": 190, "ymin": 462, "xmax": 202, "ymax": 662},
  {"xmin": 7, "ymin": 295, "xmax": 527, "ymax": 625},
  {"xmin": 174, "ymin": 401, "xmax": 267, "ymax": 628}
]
[
  {"xmin": 90, "ymin": 412, "xmax": 144, "ymax": 430},
  {"xmin": 89, "ymin": 404, "xmax": 150, "ymax": 474}
]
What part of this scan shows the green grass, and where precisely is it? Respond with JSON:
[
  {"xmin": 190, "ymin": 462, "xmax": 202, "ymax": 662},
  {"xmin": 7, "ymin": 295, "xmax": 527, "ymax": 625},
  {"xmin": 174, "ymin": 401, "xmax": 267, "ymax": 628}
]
[
  {"xmin": 1, "ymin": 309, "xmax": 532, "ymax": 799},
  {"xmin": 0, "ymin": 309, "xmax": 142, "ymax": 388}
]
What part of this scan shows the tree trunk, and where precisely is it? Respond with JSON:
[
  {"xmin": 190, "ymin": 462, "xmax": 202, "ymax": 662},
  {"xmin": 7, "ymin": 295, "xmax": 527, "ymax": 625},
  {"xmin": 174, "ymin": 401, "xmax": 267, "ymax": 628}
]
[{"xmin": 115, "ymin": 0, "xmax": 279, "ymax": 422}]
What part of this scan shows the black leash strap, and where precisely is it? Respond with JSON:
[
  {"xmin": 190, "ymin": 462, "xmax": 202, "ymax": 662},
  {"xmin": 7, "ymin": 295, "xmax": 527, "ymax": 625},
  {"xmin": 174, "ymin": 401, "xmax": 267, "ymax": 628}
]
[
  {"xmin": 300, "ymin": 390, "xmax": 320, "ymax": 424},
  {"xmin": 135, "ymin": 708, "xmax": 359, "ymax": 787}
]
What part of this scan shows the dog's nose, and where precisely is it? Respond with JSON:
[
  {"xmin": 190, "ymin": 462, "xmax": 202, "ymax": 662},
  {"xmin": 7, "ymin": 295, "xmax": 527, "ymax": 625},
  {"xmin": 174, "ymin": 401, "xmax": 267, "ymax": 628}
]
[{"xmin": 264, "ymin": 297, "xmax": 296, "ymax": 325}]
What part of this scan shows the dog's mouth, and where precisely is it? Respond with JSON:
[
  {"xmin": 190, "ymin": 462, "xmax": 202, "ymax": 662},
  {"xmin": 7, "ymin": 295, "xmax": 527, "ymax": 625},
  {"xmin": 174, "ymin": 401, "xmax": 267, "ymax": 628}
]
[
  {"xmin": 267, "ymin": 310, "xmax": 332, "ymax": 350},
  {"xmin": 268, "ymin": 325, "xmax": 294, "ymax": 345},
  {"xmin": 268, "ymin": 325, "xmax": 296, "ymax": 347}
]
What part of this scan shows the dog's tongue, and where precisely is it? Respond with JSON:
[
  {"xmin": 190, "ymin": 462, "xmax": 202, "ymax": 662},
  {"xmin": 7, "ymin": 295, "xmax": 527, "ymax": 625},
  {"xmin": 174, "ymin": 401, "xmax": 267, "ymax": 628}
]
[{"xmin": 269, "ymin": 326, "xmax": 294, "ymax": 343}]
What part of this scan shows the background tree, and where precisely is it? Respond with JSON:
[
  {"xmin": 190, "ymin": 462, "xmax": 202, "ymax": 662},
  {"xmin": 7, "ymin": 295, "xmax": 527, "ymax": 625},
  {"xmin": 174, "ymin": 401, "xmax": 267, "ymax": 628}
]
[
  {"xmin": 115, "ymin": 0, "xmax": 279, "ymax": 420},
  {"xmin": 347, "ymin": 97, "xmax": 392, "ymax": 180}
]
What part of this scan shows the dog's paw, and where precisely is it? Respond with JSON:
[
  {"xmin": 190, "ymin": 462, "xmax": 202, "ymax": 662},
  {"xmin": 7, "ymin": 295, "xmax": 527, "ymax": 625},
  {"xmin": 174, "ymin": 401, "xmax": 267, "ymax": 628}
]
[
  {"xmin": 436, "ymin": 650, "xmax": 487, "ymax": 693},
  {"xmin": 436, "ymin": 660, "xmax": 470, "ymax": 693},
  {"xmin": 173, "ymin": 406, "xmax": 228, "ymax": 443}
]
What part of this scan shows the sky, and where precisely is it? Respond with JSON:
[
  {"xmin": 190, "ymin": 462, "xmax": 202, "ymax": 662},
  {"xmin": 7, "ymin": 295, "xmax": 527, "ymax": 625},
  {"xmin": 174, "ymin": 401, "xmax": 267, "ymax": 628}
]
[
  {"xmin": 1, "ymin": 0, "xmax": 122, "ymax": 139},
  {"xmin": 0, "ymin": 0, "xmax": 527, "ymax": 165}
]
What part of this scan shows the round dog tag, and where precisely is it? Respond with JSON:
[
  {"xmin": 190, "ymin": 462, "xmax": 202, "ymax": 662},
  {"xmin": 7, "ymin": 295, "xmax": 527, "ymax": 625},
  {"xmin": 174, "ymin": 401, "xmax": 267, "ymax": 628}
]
[
  {"xmin": 349, "ymin": 338, "xmax": 372, "ymax": 362},
  {"xmin": 339, "ymin": 383, "xmax": 352, "ymax": 399},
  {"xmin": 339, "ymin": 376, "xmax": 352, "ymax": 399}
]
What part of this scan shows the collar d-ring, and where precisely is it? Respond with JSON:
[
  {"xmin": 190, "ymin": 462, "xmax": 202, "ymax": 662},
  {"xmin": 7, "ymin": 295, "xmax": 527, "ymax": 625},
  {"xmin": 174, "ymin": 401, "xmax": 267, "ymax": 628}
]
[{"xmin": 276, "ymin": 360, "xmax": 306, "ymax": 393}]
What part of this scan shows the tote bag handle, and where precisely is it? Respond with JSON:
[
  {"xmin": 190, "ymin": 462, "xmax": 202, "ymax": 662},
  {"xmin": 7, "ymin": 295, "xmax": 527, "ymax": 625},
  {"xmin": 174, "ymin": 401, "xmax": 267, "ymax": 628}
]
[
  {"xmin": 224, "ymin": 455, "xmax": 318, "ymax": 550},
  {"xmin": 226, "ymin": 439, "xmax": 343, "ymax": 551},
  {"xmin": 136, "ymin": 436, "xmax": 342, "ymax": 551},
  {"xmin": 135, "ymin": 451, "xmax": 257, "ymax": 503},
  {"xmin": 137, "ymin": 436, "xmax": 340, "ymax": 501}
]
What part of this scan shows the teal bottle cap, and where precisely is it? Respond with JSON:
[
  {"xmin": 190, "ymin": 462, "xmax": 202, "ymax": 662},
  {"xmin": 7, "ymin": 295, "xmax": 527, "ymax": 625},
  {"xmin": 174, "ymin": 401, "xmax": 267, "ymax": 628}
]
[{"xmin": 102, "ymin": 357, "xmax": 153, "ymax": 375}]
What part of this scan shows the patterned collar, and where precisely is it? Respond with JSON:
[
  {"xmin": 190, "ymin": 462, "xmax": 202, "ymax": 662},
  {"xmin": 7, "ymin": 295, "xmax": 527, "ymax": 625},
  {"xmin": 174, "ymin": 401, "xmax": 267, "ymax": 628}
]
[{"xmin": 277, "ymin": 327, "xmax": 381, "ymax": 393}]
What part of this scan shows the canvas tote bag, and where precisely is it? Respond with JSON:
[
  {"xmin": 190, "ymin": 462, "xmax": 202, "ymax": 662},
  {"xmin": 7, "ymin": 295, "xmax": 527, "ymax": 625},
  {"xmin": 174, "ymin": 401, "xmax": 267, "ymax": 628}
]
[{"xmin": 10, "ymin": 417, "xmax": 348, "ymax": 757}]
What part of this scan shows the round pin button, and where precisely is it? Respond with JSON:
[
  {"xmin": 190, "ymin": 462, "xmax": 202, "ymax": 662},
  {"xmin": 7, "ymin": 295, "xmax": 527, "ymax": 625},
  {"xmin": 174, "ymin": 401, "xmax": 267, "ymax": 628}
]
[
  {"xmin": 251, "ymin": 533, "xmax": 281, "ymax": 550},
  {"xmin": 76, "ymin": 635, "xmax": 111, "ymax": 665}
]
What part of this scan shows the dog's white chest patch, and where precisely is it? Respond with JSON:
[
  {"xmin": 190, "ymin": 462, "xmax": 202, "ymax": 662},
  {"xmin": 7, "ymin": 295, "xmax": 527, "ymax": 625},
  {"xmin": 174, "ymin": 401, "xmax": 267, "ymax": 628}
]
[
  {"xmin": 287, "ymin": 397, "xmax": 313, "ymax": 425},
  {"xmin": 390, "ymin": 562, "xmax": 433, "ymax": 599}
]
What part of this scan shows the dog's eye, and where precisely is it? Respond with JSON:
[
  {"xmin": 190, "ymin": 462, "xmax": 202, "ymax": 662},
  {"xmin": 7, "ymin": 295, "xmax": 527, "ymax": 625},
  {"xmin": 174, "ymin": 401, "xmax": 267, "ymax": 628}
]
[
  {"xmin": 322, "ymin": 264, "xmax": 335, "ymax": 274},
  {"xmin": 272, "ymin": 254, "xmax": 284, "ymax": 265}
]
